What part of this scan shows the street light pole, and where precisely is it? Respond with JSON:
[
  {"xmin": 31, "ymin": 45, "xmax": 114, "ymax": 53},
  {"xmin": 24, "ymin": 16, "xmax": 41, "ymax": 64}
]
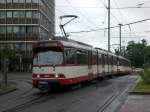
[{"xmin": 108, "ymin": 0, "xmax": 111, "ymax": 52}]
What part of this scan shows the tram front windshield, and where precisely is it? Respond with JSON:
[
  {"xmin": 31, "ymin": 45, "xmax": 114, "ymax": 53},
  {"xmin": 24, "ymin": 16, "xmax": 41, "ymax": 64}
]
[{"xmin": 33, "ymin": 47, "xmax": 63, "ymax": 66}]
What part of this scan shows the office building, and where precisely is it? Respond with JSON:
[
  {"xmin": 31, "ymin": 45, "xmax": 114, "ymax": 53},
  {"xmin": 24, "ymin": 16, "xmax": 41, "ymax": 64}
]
[{"xmin": 0, "ymin": 0, "xmax": 55, "ymax": 71}]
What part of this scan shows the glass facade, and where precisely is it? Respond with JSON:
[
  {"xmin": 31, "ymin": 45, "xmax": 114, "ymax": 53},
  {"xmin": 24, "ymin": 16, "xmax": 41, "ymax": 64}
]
[{"xmin": 0, "ymin": 0, "xmax": 55, "ymax": 71}]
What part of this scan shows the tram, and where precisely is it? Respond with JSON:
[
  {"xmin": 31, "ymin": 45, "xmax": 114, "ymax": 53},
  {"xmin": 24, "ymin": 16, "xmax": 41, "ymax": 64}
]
[{"xmin": 32, "ymin": 39, "xmax": 131, "ymax": 90}]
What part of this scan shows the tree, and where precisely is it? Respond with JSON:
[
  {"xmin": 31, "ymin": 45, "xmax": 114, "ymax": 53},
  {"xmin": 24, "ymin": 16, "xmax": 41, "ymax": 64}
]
[
  {"xmin": 124, "ymin": 39, "xmax": 148, "ymax": 68},
  {"xmin": 0, "ymin": 46, "xmax": 16, "ymax": 71}
]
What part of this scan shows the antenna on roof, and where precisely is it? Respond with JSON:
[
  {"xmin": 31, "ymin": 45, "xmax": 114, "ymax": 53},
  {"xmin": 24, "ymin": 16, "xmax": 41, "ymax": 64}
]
[{"xmin": 59, "ymin": 15, "xmax": 78, "ymax": 40}]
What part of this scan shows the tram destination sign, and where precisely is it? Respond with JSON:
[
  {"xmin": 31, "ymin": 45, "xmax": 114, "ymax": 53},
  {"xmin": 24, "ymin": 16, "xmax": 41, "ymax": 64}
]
[{"xmin": 39, "ymin": 42, "xmax": 59, "ymax": 47}]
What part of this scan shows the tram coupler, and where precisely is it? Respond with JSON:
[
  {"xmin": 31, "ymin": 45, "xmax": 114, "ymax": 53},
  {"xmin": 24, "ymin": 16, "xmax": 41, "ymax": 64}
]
[{"xmin": 38, "ymin": 81, "xmax": 50, "ymax": 91}]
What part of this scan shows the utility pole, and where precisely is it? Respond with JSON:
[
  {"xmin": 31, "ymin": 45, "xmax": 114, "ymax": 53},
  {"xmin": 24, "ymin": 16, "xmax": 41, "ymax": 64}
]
[
  {"xmin": 108, "ymin": 0, "xmax": 111, "ymax": 52},
  {"xmin": 118, "ymin": 24, "xmax": 122, "ymax": 54}
]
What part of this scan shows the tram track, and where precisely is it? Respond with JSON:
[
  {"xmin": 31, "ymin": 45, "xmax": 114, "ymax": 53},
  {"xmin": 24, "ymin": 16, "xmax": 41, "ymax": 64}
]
[
  {"xmin": 96, "ymin": 78, "xmax": 134, "ymax": 112},
  {"xmin": 2, "ymin": 92, "xmax": 55, "ymax": 112},
  {"xmin": 2, "ymin": 79, "xmax": 114, "ymax": 112},
  {"xmin": 1, "ymin": 75, "xmax": 137, "ymax": 112},
  {"xmin": 96, "ymin": 93, "xmax": 119, "ymax": 112},
  {"xmin": 0, "ymin": 80, "xmax": 49, "ymax": 112},
  {"xmin": 0, "ymin": 80, "xmax": 34, "ymax": 102}
]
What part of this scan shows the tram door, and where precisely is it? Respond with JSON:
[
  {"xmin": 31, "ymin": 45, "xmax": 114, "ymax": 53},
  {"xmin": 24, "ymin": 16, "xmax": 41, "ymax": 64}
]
[
  {"xmin": 88, "ymin": 51, "xmax": 93, "ymax": 80},
  {"xmin": 98, "ymin": 53, "xmax": 102, "ymax": 76},
  {"xmin": 102, "ymin": 54, "xmax": 105, "ymax": 75},
  {"xmin": 92, "ymin": 51, "xmax": 97, "ymax": 78}
]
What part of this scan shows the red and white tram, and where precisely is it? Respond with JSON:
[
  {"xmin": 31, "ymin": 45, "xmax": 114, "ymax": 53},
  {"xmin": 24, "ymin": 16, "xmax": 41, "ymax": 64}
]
[{"xmin": 32, "ymin": 39, "xmax": 131, "ymax": 90}]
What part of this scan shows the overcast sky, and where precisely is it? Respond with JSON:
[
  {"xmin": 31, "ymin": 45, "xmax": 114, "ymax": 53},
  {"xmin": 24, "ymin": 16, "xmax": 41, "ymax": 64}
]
[{"xmin": 55, "ymin": 0, "xmax": 150, "ymax": 51}]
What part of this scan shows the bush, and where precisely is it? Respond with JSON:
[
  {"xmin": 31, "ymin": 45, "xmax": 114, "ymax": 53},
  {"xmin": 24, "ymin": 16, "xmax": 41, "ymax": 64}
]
[{"xmin": 140, "ymin": 69, "xmax": 150, "ymax": 84}]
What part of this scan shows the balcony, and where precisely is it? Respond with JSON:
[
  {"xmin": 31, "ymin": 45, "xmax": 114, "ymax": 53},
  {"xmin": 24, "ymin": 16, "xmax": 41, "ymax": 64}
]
[
  {"xmin": 0, "ymin": 33, "xmax": 39, "ymax": 41},
  {"xmin": 0, "ymin": 19, "xmax": 6, "ymax": 24},
  {"xmin": 0, "ymin": 18, "xmax": 39, "ymax": 24},
  {"xmin": 0, "ymin": 3, "xmax": 39, "ymax": 9},
  {"xmin": 32, "ymin": 3, "xmax": 39, "ymax": 9},
  {"xmin": 0, "ymin": 33, "xmax": 6, "ymax": 39},
  {"xmin": 0, "ymin": 3, "xmax": 5, "ymax": 9}
]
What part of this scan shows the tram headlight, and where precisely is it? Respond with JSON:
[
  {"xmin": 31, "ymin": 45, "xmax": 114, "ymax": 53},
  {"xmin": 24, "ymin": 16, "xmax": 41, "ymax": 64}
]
[
  {"xmin": 37, "ymin": 74, "xmax": 40, "ymax": 78},
  {"xmin": 55, "ymin": 74, "xmax": 58, "ymax": 78}
]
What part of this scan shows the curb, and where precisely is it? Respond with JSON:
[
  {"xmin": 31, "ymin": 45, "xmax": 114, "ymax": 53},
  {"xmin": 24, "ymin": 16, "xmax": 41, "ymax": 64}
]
[
  {"xmin": 0, "ymin": 82, "xmax": 18, "ymax": 96},
  {"xmin": 0, "ymin": 87, "xmax": 17, "ymax": 96},
  {"xmin": 129, "ymin": 91, "xmax": 150, "ymax": 95}
]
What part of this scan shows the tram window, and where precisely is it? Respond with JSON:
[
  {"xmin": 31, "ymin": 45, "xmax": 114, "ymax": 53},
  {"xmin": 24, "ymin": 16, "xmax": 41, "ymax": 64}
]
[
  {"xmin": 115, "ymin": 58, "xmax": 117, "ymax": 65},
  {"xmin": 108, "ymin": 56, "xmax": 111, "ymax": 65},
  {"xmin": 77, "ymin": 50, "xmax": 87, "ymax": 64},
  {"xmin": 109, "ymin": 56, "xmax": 112, "ymax": 65},
  {"xmin": 105, "ymin": 55, "xmax": 108, "ymax": 65},
  {"xmin": 121, "ymin": 59, "xmax": 123, "ymax": 66},
  {"xmin": 98, "ymin": 54, "xmax": 102, "ymax": 65},
  {"xmin": 117, "ymin": 59, "xmax": 120, "ymax": 66},
  {"xmin": 65, "ymin": 48, "xmax": 74, "ymax": 64},
  {"xmin": 33, "ymin": 47, "xmax": 63, "ymax": 66},
  {"xmin": 102, "ymin": 54, "xmax": 104, "ymax": 65},
  {"xmin": 88, "ymin": 51, "xmax": 92, "ymax": 65},
  {"xmin": 111, "ymin": 56, "xmax": 113, "ymax": 65},
  {"xmin": 92, "ymin": 52, "xmax": 97, "ymax": 65}
]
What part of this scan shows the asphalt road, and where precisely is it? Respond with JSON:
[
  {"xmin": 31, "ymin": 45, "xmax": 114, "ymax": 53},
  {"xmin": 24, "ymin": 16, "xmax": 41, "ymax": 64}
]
[{"xmin": 0, "ymin": 74, "xmax": 138, "ymax": 112}]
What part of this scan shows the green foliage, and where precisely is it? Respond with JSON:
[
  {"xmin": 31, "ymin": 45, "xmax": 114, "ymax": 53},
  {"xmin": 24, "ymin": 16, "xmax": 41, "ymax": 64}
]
[
  {"xmin": 0, "ymin": 47, "xmax": 16, "ymax": 60},
  {"xmin": 133, "ymin": 81, "xmax": 150, "ymax": 93},
  {"xmin": 124, "ymin": 39, "xmax": 150, "ymax": 68},
  {"xmin": 140, "ymin": 69, "xmax": 150, "ymax": 84},
  {"xmin": 0, "ymin": 47, "xmax": 16, "ymax": 71}
]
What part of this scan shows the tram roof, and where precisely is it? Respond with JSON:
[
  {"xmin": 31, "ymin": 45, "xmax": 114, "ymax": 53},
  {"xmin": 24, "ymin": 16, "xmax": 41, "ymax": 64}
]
[
  {"xmin": 36, "ymin": 38, "xmax": 93, "ymax": 50},
  {"xmin": 60, "ymin": 40, "xmax": 93, "ymax": 50}
]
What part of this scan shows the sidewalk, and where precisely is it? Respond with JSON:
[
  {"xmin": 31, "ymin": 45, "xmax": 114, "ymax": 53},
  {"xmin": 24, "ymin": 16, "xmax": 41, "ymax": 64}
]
[
  {"xmin": 119, "ymin": 95, "xmax": 150, "ymax": 112},
  {"xmin": 0, "ymin": 72, "xmax": 32, "ymax": 95},
  {"xmin": 0, "ymin": 72, "xmax": 32, "ymax": 81}
]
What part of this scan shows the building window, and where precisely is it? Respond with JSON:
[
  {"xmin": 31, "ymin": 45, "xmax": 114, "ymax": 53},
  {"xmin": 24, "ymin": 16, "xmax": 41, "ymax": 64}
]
[
  {"xmin": 0, "ymin": 0, "xmax": 5, "ymax": 3},
  {"xmin": 33, "ymin": 11, "xmax": 39, "ymax": 18},
  {"xmin": 13, "ymin": 11, "xmax": 19, "ymax": 18},
  {"xmin": 26, "ymin": 0, "xmax": 31, "ymax": 3},
  {"xmin": 26, "ymin": 26, "xmax": 32, "ymax": 33},
  {"xmin": 7, "ymin": 26, "xmax": 13, "ymax": 33},
  {"xmin": 33, "ymin": 26, "xmax": 38, "ymax": 33},
  {"xmin": 13, "ymin": 0, "xmax": 18, "ymax": 3},
  {"xmin": 27, "ymin": 43, "xmax": 32, "ymax": 52},
  {"xmin": 32, "ymin": 0, "xmax": 39, "ymax": 3},
  {"xmin": 19, "ymin": 11, "xmax": 25, "ymax": 18},
  {"xmin": 26, "ymin": 11, "xmax": 32, "ymax": 18},
  {"xmin": 13, "ymin": 26, "xmax": 19, "ymax": 33},
  {"xmin": 7, "ymin": 11, "xmax": 13, "ymax": 18},
  {"xmin": 0, "ymin": 11, "xmax": 6, "ymax": 18},
  {"xmin": 14, "ymin": 44, "xmax": 19, "ymax": 51},
  {"xmin": 7, "ymin": 0, "xmax": 12, "ymax": 3},
  {"xmin": 20, "ymin": 43, "xmax": 26, "ymax": 51},
  {"xmin": 19, "ymin": 0, "xmax": 25, "ymax": 3},
  {"xmin": 20, "ymin": 26, "xmax": 25, "ymax": 33},
  {"xmin": 0, "ymin": 26, "xmax": 6, "ymax": 33}
]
